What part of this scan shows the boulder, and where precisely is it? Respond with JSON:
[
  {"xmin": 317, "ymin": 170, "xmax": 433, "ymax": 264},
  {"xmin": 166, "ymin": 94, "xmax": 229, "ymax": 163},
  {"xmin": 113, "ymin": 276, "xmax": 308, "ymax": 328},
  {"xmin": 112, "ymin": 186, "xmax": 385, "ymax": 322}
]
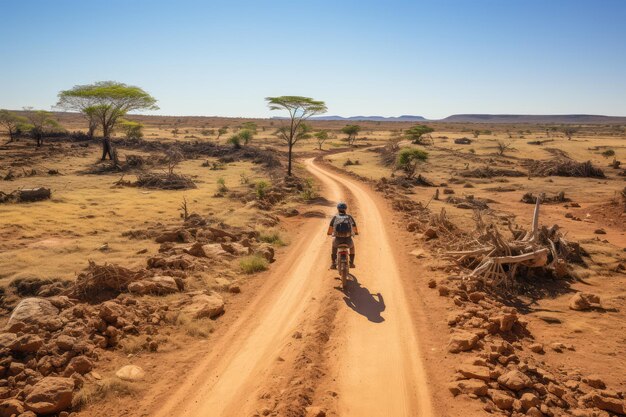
[
  {"xmin": 115, "ymin": 365, "xmax": 145, "ymax": 382},
  {"xmin": 155, "ymin": 229, "xmax": 193, "ymax": 243},
  {"xmin": 254, "ymin": 243, "xmax": 275, "ymax": 263},
  {"xmin": 529, "ymin": 343, "xmax": 544, "ymax": 353},
  {"xmin": 24, "ymin": 377, "xmax": 74, "ymax": 415},
  {"xmin": 0, "ymin": 333, "xmax": 17, "ymax": 350},
  {"xmin": 457, "ymin": 364, "xmax": 491, "ymax": 381},
  {"xmin": 55, "ymin": 335, "xmax": 76, "ymax": 351},
  {"xmin": 589, "ymin": 393, "xmax": 624, "ymax": 415},
  {"xmin": 128, "ymin": 276, "xmax": 179, "ymax": 296},
  {"xmin": 0, "ymin": 399, "xmax": 25, "ymax": 417},
  {"xmin": 447, "ymin": 331, "xmax": 479, "ymax": 353},
  {"xmin": 448, "ymin": 379, "xmax": 488, "ymax": 396},
  {"xmin": 98, "ymin": 301, "xmax": 126, "ymax": 324},
  {"xmin": 220, "ymin": 242, "xmax": 250, "ymax": 256},
  {"xmin": 65, "ymin": 356, "xmax": 93, "ymax": 375},
  {"xmin": 488, "ymin": 389, "xmax": 514, "ymax": 410},
  {"xmin": 569, "ymin": 293, "xmax": 601, "ymax": 311},
  {"xmin": 11, "ymin": 334, "xmax": 43, "ymax": 353},
  {"xmin": 520, "ymin": 393, "xmax": 541, "ymax": 411},
  {"xmin": 7, "ymin": 298, "xmax": 59, "ymax": 329},
  {"xmin": 583, "ymin": 375, "xmax": 606, "ymax": 389},
  {"xmin": 182, "ymin": 293, "xmax": 225, "ymax": 319},
  {"xmin": 497, "ymin": 370, "xmax": 532, "ymax": 391}
]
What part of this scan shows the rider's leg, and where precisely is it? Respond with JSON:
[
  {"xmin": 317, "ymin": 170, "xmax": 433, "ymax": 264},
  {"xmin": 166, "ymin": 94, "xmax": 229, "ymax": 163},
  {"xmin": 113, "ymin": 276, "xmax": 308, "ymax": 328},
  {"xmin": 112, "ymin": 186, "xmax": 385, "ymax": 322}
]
[
  {"xmin": 349, "ymin": 240, "xmax": 355, "ymax": 267},
  {"xmin": 331, "ymin": 239, "xmax": 337, "ymax": 268}
]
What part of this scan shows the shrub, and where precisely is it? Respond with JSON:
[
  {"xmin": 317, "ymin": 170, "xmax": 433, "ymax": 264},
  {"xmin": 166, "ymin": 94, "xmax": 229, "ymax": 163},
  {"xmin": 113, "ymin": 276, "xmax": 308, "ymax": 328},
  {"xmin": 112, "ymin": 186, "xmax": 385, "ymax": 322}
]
[
  {"xmin": 217, "ymin": 177, "xmax": 227, "ymax": 193},
  {"xmin": 301, "ymin": 178, "xmax": 316, "ymax": 200},
  {"xmin": 396, "ymin": 148, "xmax": 428, "ymax": 178},
  {"xmin": 258, "ymin": 228, "xmax": 285, "ymax": 246},
  {"xmin": 240, "ymin": 255, "xmax": 269, "ymax": 274},
  {"xmin": 255, "ymin": 180, "xmax": 269, "ymax": 199},
  {"xmin": 602, "ymin": 149, "xmax": 615, "ymax": 158}
]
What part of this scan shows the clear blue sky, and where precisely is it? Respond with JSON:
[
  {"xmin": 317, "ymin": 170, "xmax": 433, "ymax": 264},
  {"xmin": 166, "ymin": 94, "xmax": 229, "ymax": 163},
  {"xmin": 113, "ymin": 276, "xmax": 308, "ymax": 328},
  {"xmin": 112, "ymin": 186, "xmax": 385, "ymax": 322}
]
[{"xmin": 1, "ymin": 0, "xmax": 625, "ymax": 119}]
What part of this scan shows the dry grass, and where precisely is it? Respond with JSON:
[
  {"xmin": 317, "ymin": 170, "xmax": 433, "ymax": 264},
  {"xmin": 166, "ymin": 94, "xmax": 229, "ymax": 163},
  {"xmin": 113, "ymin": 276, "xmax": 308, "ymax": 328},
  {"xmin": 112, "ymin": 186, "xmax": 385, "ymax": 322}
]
[
  {"xmin": 239, "ymin": 254, "xmax": 269, "ymax": 274},
  {"xmin": 72, "ymin": 377, "xmax": 139, "ymax": 409},
  {"xmin": 175, "ymin": 314, "xmax": 215, "ymax": 338},
  {"xmin": 257, "ymin": 227, "xmax": 287, "ymax": 246}
]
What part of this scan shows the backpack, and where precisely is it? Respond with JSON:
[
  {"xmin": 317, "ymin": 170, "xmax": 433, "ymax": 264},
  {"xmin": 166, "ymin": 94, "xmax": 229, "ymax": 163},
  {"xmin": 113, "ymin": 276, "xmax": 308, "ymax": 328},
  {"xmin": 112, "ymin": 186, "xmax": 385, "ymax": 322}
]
[{"xmin": 333, "ymin": 214, "xmax": 353, "ymax": 237}]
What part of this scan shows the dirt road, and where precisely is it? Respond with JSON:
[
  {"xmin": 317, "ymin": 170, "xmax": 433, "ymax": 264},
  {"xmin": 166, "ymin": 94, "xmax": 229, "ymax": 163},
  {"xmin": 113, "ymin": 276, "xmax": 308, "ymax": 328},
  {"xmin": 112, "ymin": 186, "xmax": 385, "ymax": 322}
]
[{"xmin": 149, "ymin": 158, "xmax": 434, "ymax": 417}]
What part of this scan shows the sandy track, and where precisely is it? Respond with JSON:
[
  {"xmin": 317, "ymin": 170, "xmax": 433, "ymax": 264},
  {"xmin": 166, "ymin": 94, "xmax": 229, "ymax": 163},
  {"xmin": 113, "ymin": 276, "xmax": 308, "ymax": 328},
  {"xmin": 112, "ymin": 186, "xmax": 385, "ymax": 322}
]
[{"xmin": 149, "ymin": 158, "xmax": 433, "ymax": 417}]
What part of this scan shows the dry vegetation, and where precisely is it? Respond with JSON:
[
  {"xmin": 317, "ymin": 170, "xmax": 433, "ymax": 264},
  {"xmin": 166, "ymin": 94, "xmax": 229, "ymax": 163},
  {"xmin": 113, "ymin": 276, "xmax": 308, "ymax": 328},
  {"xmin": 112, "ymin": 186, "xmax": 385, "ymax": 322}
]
[{"xmin": 1, "ymin": 113, "xmax": 625, "ymax": 416}]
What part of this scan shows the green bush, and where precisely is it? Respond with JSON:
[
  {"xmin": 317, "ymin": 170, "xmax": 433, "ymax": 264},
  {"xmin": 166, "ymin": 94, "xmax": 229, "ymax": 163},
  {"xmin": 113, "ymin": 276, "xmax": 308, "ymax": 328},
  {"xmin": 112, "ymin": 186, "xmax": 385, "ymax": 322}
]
[
  {"xmin": 301, "ymin": 178, "xmax": 316, "ymax": 200},
  {"xmin": 217, "ymin": 177, "xmax": 227, "ymax": 193},
  {"xmin": 240, "ymin": 255, "xmax": 269, "ymax": 274},
  {"xmin": 602, "ymin": 149, "xmax": 615, "ymax": 158},
  {"xmin": 255, "ymin": 180, "xmax": 269, "ymax": 199}
]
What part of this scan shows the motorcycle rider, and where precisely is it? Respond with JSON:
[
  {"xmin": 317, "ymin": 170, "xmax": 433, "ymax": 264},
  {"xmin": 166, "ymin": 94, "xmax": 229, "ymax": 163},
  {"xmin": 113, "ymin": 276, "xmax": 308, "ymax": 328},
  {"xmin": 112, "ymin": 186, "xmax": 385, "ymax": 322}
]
[{"xmin": 327, "ymin": 202, "xmax": 358, "ymax": 269}]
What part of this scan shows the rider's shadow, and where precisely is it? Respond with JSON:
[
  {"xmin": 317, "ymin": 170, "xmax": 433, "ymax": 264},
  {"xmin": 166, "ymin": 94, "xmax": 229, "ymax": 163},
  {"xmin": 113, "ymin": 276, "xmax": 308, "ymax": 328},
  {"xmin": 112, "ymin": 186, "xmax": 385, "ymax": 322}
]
[{"xmin": 342, "ymin": 276, "xmax": 386, "ymax": 323}]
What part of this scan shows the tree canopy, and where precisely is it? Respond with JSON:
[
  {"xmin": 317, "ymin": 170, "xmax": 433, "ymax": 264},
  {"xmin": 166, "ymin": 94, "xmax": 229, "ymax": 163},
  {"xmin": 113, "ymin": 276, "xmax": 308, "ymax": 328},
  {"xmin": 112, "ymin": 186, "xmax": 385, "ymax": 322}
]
[
  {"xmin": 341, "ymin": 124, "xmax": 361, "ymax": 146},
  {"xmin": 405, "ymin": 124, "xmax": 435, "ymax": 144},
  {"xmin": 314, "ymin": 130, "xmax": 329, "ymax": 150},
  {"xmin": 0, "ymin": 110, "xmax": 28, "ymax": 142},
  {"xmin": 266, "ymin": 96, "xmax": 327, "ymax": 175},
  {"xmin": 57, "ymin": 81, "xmax": 157, "ymax": 160},
  {"xmin": 396, "ymin": 148, "xmax": 429, "ymax": 178}
]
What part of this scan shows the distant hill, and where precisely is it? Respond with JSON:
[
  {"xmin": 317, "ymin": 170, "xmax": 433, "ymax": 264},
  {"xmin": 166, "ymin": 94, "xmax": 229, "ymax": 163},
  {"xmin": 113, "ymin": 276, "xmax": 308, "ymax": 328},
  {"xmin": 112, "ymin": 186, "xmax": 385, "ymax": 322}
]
[
  {"xmin": 307, "ymin": 115, "xmax": 428, "ymax": 122},
  {"xmin": 439, "ymin": 114, "xmax": 626, "ymax": 124}
]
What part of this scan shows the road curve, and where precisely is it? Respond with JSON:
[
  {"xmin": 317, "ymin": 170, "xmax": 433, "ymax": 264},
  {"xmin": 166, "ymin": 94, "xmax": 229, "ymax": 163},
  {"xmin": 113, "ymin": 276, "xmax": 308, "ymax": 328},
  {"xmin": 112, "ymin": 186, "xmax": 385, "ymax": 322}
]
[{"xmin": 147, "ymin": 157, "xmax": 433, "ymax": 417}]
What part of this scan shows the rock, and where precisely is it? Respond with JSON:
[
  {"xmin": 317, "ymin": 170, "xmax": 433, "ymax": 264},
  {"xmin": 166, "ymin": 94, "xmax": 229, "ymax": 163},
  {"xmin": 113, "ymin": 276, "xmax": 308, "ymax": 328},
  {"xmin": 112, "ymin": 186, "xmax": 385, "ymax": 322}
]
[
  {"xmin": 497, "ymin": 370, "xmax": 532, "ymax": 391},
  {"xmin": 55, "ymin": 335, "xmax": 76, "ymax": 351},
  {"xmin": 583, "ymin": 375, "xmax": 606, "ymax": 389},
  {"xmin": 457, "ymin": 364, "xmax": 492, "ymax": 381},
  {"xmin": 128, "ymin": 276, "xmax": 179, "ymax": 296},
  {"xmin": 526, "ymin": 406, "xmax": 544, "ymax": 417},
  {"xmin": 438, "ymin": 285, "xmax": 450, "ymax": 296},
  {"xmin": 182, "ymin": 293, "xmax": 225, "ymax": 319},
  {"xmin": 65, "ymin": 356, "xmax": 93, "ymax": 375},
  {"xmin": 569, "ymin": 292, "xmax": 601, "ymax": 311},
  {"xmin": 547, "ymin": 382, "xmax": 565, "ymax": 398},
  {"xmin": 7, "ymin": 298, "xmax": 59, "ymax": 329},
  {"xmin": 427, "ymin": 279, "xmax": 437, "ymax": 288},
  {"xmin": 549, "ymin": 342, "xmax": 566, "ymax": 353},
  {"xmin": 98, "ymin": 301, "xmax": 125, "ymax": 324},
  {"xmin": 488, "ymin": 389, "xmax": 514, "ymax": 410},
  {"xmin": 0, "ymin": 333, "xmax": 17, "ymax": 350},
  {"xmin": 115, "ymin": 365, "xmax": 145, "ymax": 382},
  {"xmin": 448, "ymin": 379, "xmax": 488, "ymax": 396},
  {"xmin": 590, "ymin": 392, "xmax": 625, "ymax": 414},
  {"xmin": 305, "ymin": 406, "xmax": 326, "ymax": 417},
  {"xmin": 228, "ymin": 284, "xmax": 241, "ymax": 294},
  {"xmin": 24, "ymin": 377, "xmax": 74, "ymax": 415},
  {"xmin": 11, "ymin": 334, "xmax": 44, "ymax": 353},
  {"xmin": 491, "ymin": 312, "xmax": 518, "ymax": 332},
  {"xmin": 198, "ymin": 243, "xmax": 230, "ymax": 258},
  {"xmin": 529, "ymin": 343, "xmax": 544, "ymax": 353},
  {"xmin": 183, "ymin": 242, "xmax": 209, "ymax": 257},
  {"xmin": 0, "ymin": 399, "xmax": 24, "ymax": 417},
  {"xmin": 19, "ymin": 412, "xmax": 37, "ymax": 417},
  {"xmin": 468, "ymin": 292, "xmax": 485, "ymax": 303},
  {"xmin": 155, "ymin": 229, "xmax": 192, "ymax": 243},
  {"xmin": 594, "ymin": 228, "xmax": 606, "ymax": 235},
  {"xmin": 448, "ymin": 331, "xmax": 479, "ymax": 353},
  {"xmin": 254, "ymin": 243, "xmax": 275, "ymax": 263},
  {"xmin": 520, "ymin": 393, "xmax": 541, "ymax": 411},
  {"xmin": 423, "ymin": 228, "xmax": 438, "ymax": 240},
  {"xmin": 220, "ymin": 242, "xmax": 250, "ymax": 256}
]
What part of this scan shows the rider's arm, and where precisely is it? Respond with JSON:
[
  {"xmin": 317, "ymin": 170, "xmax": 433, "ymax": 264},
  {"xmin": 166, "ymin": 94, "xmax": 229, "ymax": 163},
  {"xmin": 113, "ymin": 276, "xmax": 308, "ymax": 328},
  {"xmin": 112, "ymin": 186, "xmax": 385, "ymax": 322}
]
[
  {"xmin": 327, "ymin": 216, "xmax": 335, "ymax": 236},
  {"xmin": 350, "ymin": 215, "xmax": 359, "ymax": 235}
]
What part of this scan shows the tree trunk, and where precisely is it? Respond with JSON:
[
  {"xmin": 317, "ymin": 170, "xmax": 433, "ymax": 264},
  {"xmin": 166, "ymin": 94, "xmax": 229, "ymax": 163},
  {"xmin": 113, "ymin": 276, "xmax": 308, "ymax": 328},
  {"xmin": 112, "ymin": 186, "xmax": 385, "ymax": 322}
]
[
  {"xmin": 287, "ymin": 143, "xmax": 293, "ymax": 176},
  {"xmin": 101, "ymin": 137, "xmax": 114, "ymax": 160}
]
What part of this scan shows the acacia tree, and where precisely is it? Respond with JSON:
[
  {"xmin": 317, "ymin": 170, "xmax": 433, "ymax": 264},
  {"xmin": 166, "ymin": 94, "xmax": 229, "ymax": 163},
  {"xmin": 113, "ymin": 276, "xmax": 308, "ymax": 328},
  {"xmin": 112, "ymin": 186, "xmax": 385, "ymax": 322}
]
[
  {"xmin": 562, "ymin": 127, "xmax": 577, "ymax": 140},
  {"xmin": 24, "ymin": 109, "xmax": 61, "ymax": 147},
  {"xmin": 314, "ymin": 130, "xmax": 329, "ymax": 150},
  {"xmin": 216, "ymin": 126, "xmax": 228, "ymax": 141},
  {"xmin": 342, "ymin": 124, "xmax": 361, "ymax": 146},
  {"xmin": 0, "ymin": 110, "xmax": 28, "ymax": 142},
  {"xmin": 266, "ymin": 96, "xmax": 327, "ymax": 176},
  {"xmin": 57, "ymin": 81, "xmax": 158, "ymax": 160},
  {"xmin": 405, "ymin": 124, "xmax": 435, "ymax": 145},
  {"xmin": 396, "ymin": 148, "xmax": 428, "ymax": 179}
]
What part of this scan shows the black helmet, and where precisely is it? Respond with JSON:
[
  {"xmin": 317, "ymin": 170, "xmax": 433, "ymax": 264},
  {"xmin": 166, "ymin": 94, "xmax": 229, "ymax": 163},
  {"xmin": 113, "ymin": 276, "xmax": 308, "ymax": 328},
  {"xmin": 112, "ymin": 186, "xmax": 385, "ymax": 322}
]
[{"xmin": 337, "ymin": 202, "xmax": 347, "ymax": 211}]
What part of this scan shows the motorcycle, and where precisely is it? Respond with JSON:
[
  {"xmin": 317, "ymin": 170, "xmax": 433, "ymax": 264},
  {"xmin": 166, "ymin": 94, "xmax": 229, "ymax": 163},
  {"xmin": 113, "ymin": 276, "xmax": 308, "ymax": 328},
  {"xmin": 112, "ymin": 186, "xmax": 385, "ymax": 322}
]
[{"xmin": 335, "ymin": 243, "xmax": 351, "ymax": 289}]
